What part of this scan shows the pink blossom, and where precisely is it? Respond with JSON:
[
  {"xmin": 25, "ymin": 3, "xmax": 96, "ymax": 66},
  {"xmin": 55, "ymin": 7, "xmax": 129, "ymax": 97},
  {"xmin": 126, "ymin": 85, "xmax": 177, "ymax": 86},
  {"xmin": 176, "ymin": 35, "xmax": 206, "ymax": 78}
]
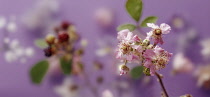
[
  {"xmin": 146, "ymin": 23, "xmax": 171, "ymax": 45},
  {"xmin": 116, "ymin": 29, "xmax": 142, "ymax": 62},
  {"xmin": 117, "ymin": 29, "xmax": 133, "ymax": 42},
  {"xmin": 143, "ymin": 46, "xmax": 172, "ymax": 76}
]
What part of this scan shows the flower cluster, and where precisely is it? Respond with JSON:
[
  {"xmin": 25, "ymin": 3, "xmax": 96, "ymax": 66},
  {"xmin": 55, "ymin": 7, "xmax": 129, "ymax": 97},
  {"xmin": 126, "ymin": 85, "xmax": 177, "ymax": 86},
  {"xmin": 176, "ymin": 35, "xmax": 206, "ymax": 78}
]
[{"xmin": 116, "ymin": 23, "xmax": 172, "ymax": 76}]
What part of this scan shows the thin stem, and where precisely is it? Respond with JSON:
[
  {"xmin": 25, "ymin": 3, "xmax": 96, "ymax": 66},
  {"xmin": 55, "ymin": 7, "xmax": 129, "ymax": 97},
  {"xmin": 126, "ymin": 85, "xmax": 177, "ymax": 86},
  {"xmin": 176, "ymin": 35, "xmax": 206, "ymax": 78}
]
[{"xmin": 155, "ymin": 72, "xmax": 169, "ymax": 97}]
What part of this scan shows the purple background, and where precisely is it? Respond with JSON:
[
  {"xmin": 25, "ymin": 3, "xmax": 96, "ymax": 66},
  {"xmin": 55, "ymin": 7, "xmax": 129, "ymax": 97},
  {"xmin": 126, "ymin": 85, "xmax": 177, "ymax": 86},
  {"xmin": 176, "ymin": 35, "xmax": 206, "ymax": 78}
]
[{"xmin": 0, "ymin": 0, "xmax": 210, "ymax": 97}]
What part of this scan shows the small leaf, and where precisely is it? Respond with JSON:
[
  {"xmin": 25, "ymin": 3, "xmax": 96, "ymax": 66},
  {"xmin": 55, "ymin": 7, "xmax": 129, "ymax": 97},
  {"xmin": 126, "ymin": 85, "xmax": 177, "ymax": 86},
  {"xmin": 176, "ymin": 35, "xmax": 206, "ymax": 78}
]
[
  {"xmin": 30, "ymin": 60, "xmax": 49, "ymax": 84},
  {"xmin": 34, "ymin": 39, "xmax": 48, "ymax": 49},
  {"xmin": 130, "ymin": 66, "xmax": 143, "ymax": 79},
  {"xmin": 141, "ymin": 16, "xmax": 158, "ymax": 27},
  {"xmin": 117, "ymin": 24, "xmax": 136, "ymax": 31},
  {"xmin": 126, "ymin": 0, "xmax": 143, "ymax": 22},
  {"xmin": 60, "ymin": 57, "xmax": 72, "ymax": 75}
]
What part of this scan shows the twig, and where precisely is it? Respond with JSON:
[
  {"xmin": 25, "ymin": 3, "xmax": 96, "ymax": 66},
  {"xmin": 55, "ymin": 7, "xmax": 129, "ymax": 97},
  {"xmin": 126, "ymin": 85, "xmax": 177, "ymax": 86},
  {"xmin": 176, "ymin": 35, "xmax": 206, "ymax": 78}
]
[{"xmin": 155, "ymin": 72, "xmax": 169, "ymax": 97}]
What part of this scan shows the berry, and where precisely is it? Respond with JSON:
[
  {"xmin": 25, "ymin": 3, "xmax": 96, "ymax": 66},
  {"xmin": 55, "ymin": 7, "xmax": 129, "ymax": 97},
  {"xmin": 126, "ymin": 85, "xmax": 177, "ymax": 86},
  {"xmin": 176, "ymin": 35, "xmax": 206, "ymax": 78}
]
[
  {"xmin": 58, "ymin": 32, "xmax": 69, "ymax": 43},
  {"xmin": 45, "ymin": 34, "xmax": 55, "ymax": 44},
  {"xmin": 61, "ymin": 21, "xmax": 70, "ymax": 30},
  {"xmin": 44, "ymin": 47, "xmax": 52, "ymax": 57}
]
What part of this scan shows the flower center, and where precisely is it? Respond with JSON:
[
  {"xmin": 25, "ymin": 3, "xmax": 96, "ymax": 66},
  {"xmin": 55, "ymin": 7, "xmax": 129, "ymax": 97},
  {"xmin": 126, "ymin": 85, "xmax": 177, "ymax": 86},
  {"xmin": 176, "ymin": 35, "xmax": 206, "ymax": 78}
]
[{"xmin": 154, "ymin": 29, "xmax": 162, "ymax": 35}]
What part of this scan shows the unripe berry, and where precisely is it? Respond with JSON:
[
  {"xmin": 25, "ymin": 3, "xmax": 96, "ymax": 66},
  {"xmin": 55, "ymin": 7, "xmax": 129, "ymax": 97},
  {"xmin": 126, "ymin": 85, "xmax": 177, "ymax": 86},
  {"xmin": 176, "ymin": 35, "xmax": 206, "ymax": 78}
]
[
  {"xmin": 44, "ymin": 47, "xmax": 52, "ymax": 57},
  {"xmin": 143, "ymin": 67, "xmax": 151, "ymax": 76},
  {"xmin": 142, "ymin": 39, "xmax": 150, "ymax": 46},
  {"xmin": 58, "ymin": 32, "xmax": 69, "ymax": 43},
  {"xmin": 45, "ymin": 34, "xmax": 55, "ymax": 44}
]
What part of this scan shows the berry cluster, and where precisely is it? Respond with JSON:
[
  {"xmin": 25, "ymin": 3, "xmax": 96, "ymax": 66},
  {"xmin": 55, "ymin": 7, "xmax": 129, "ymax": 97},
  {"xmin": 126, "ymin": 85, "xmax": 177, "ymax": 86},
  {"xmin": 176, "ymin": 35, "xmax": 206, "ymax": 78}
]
[{"xmin": 43, "ymin": 21, "xmax": 80, "ymax": 58}]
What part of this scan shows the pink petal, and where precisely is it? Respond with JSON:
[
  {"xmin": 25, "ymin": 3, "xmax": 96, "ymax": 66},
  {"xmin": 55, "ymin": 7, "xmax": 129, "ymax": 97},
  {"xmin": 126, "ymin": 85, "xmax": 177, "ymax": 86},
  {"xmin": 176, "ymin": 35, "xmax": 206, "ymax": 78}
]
[
  {"xmin": 160, "ymin": 23, "xmax": 171, "ymax": 34},
  {"xmin": 147, "ymin": 23, "xmax": 159, "ymax": 29},
  {"xmin": 146, "ymin": 31, "xmax": 153, "ymax": 40},
  {"xmin": 117, "ymin": 29, "xmax": 130, "ymax": 40},
  {"xmin": 125, "ymin": 32, "xmax": 133, "ymax": 41},
  {"xmin": 133, "ymin": 35, "xmax": 141, "ymax": 42}
]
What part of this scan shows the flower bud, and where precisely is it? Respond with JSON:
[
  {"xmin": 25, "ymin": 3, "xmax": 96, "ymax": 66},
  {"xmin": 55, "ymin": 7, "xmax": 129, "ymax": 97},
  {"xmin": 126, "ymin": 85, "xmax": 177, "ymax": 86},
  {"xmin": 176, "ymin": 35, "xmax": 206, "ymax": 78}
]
[
  {"xmin": 119, "ymin": 65, "xmax": 129, "ymax": 75},
  {"xmin": 142, "ymin": 39, "xmax": 150, "ymax": 46},
  {"xmin": 143, "ymin": 67, "xmax": 151, "ymax": 76},
  {"xmin": 45, "ymin": 34, "xmax": 55, "ymax": 44}
]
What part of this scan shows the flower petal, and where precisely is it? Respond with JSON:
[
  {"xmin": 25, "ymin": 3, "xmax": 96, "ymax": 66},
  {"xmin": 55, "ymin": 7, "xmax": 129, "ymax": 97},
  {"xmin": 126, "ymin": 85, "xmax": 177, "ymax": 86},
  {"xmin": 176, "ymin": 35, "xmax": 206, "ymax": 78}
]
[
  {"xmin": 117, "ymin": 29, "xmax": 130, "ymax": 40},
  {"xmin": 147, "ymin": 23, "xmax": 159, "ymax": 29},
  {"xmin": 160, "ymin": 23, "xmax": 171, "ymax": 34}
]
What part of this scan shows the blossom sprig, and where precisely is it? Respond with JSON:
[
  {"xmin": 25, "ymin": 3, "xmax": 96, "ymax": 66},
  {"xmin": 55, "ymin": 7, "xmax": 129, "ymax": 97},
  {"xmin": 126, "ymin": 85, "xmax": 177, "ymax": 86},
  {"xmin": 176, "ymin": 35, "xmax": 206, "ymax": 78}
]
[{"xmin": 116, "ymin": 23, "xmax": 172, "ymax": 76}]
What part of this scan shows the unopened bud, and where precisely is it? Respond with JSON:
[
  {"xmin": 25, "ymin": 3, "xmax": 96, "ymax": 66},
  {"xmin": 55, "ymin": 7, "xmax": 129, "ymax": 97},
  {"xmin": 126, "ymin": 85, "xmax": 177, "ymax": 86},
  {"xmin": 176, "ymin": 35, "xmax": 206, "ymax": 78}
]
[
  {"xmin": 143, "ymin": 39, "xmax": 150, "ymax": 46},
  {"xmin": 143, "ymin": 67, "xmax": 151, "ymax": 76},
  {"xmin": 119, "ymin": 65, "xmax": 129, "ymax": 75},
  {"xmin": 45, "ymin": 34, "xmax": 55, "ymax": 44}
]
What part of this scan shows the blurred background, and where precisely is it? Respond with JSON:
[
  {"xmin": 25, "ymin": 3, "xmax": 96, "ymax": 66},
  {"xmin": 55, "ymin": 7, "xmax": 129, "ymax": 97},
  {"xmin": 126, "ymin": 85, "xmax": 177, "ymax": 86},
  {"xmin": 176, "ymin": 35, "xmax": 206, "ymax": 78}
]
[{"xmin": 0, "ymin": 0, "xmax": 210, "ymax": 97}]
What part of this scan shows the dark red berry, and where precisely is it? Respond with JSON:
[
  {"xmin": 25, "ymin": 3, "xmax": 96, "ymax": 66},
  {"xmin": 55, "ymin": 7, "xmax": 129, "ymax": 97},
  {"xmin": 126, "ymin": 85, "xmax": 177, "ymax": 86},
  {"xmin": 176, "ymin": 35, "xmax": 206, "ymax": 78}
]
[
  {"xmin": 61, "ymin": 21, "xmax": 70, "ymax": 30},
  {"xmin": 58, "ymin": 32, "xmax": 69, "ymax": 43},
  {"xmin": 44, "ymin": 47, "xmax": 52, "ymax": 57},
  {"xmin": 54, "ymin": 27, "xmax": 60, "ymax": 33}
]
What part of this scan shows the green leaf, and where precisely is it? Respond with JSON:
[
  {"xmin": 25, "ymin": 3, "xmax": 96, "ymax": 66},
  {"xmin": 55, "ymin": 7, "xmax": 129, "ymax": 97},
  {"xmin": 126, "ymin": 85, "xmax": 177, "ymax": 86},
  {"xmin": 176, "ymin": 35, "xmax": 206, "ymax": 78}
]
[
  {"xmin": 60, "ymin": 57, "xmax": 72, "ymax": 75},
  {"xmin": 30, "ymin": 60, "xmax": 49, "ymax": 84},
  {"xmin": 34, "ymin": 39, "xmax": 48, "ymax": 49},
  {"xmin": 117, "ymin": 24, "xmax": 136, "ymax": 31},
  {"xmin": 126, "ymin": 0, "xmax": 143, "ymax": 22},
  {"xmin": 130, "ymin": 66, "xmax": 143, "ymax": 79},
  {"xmin": 140, "ymin": 16, "xmax": 158, "ymax": 27}
]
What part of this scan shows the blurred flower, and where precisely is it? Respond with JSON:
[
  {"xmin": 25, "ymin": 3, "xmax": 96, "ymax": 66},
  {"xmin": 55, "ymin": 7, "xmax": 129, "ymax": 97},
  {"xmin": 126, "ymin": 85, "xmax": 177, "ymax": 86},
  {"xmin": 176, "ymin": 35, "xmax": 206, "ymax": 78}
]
[
  {"xmin": 169, "ymin": 15, "xmax": 187, "ymax": 32},
  {"xmin": 4, "ymin": 39, "xmax": 34, "ymax": 63},
  {"xmin": 54, "ymin": 78, "xmax": 79, "ymax": 97},
  {"xmin": 146, "ymin": 23, "xmax": 171, "ymax": 45},
  {"xmin": 176, "ymin": 28, "xmax": 198, "ymax": 52},
  {"xmin": 0, "ymin": 16, "xmax": 6, "ymax": 29},
  {"xmin": 22, "ymin": 0, "xmax": 59, "ymax": 30},
  {"xmin": 200, "ymin": 38, "xmax": 210, "ymax": 59},
  {"xmin": 172, "ymin": 52, "xmax": 194, "ymax": 74},
  {"xmin": 6, "ymin": 16, "xmax": 17, "ymax": 33},
  {"xmin": 102, "ymin": 89, "xmax": 114, "ymax": 97},
  {"xmin": 80, "ymin": 39, "xmax": 88, "ymax": 48},
  {"xmin": 194, "ymin": 65, "xmax": 210, "ymax": 89},
  {"xmin": 96, "ymin": 47, "xmax": 111, "ymax": 57},
  {"xmin": 180, "ymin": 94, "xmax": 193, "ymax": 97},
  {"xmin": 94, "ymin": 8, "xmax": 114, "ymax": 28},
  {"xmin": 95, "ymin": 36, "xmax": 115, "ymax": 57},
  {"xmin": 0, "ymin": 15, "xmax": 17, "ymax": 32}
]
